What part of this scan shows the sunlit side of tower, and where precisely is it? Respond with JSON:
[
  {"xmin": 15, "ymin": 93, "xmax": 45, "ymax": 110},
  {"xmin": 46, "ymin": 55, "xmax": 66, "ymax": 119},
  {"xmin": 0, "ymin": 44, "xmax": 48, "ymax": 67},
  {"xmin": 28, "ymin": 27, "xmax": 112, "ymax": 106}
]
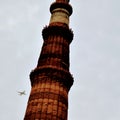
[{"xmin": 24, "ymin": 0, "xmax": 73, "ymax": 119}]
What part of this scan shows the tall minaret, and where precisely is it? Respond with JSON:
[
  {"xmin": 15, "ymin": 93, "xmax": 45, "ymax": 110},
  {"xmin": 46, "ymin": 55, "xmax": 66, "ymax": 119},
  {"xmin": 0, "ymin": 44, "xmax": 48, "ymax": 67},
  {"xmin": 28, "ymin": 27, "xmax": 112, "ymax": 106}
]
[{"xmin": 24, "ymin": 0, "xmax": 73, "ymax": 119}]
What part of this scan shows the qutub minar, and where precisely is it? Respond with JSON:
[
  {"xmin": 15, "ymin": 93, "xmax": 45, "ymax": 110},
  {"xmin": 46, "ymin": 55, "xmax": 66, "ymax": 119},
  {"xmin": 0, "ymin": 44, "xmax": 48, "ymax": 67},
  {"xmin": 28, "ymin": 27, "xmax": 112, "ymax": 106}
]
[{"xmin": 24, "ymin": 0, "xmax": 74, "ymax": 119}]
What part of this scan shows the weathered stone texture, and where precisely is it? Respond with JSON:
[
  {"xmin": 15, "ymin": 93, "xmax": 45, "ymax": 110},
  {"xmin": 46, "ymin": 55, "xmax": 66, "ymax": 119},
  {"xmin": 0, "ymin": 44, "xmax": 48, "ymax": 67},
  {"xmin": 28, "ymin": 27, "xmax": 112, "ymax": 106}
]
[{"xmin": 24, "ymin": 0, "xmax": 73, "ymax": 120}]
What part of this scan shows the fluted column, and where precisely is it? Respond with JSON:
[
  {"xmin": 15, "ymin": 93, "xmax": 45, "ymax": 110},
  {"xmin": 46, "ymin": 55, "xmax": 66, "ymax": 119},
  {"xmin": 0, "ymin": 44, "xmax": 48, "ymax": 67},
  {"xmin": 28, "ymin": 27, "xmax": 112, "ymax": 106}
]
[{"xmin": 24, "ymin": 0, "xmax": 73, "ymax": 120}]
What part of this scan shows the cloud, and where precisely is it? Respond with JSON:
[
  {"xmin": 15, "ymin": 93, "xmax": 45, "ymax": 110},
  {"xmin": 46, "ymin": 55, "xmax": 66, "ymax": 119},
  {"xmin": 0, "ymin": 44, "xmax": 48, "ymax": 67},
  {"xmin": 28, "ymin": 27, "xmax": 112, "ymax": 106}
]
[{"xmin": 0, "ymin": 0, "xmax": 120, "ymax": 120}]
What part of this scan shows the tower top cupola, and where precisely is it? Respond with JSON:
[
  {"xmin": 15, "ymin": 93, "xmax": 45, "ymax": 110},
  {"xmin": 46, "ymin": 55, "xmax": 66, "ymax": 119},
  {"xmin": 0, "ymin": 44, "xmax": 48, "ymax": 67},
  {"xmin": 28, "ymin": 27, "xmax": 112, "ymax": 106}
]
[
  {"xmin": 49, "ymin": 0, "xmax": 72, "ymax": 26},
  {"xmin": 56, "ymin": 0, "xmax": 70, "ymax": 2}
]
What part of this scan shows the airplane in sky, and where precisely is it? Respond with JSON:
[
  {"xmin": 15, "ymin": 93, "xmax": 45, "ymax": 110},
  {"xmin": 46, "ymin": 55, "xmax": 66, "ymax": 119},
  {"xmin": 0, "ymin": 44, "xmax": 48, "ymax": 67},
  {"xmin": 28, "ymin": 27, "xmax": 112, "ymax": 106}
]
[{"xmin": 18, "ymin": 90, "xmax": 26, "ymax": 96}]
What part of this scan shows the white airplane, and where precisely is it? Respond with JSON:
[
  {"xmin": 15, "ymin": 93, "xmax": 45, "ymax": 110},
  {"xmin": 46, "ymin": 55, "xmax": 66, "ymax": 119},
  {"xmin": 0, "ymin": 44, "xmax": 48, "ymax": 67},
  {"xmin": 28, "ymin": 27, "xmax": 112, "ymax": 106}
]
[{"xmin": 18, "ymin": 90, "xmax": 26, "ymax": 96}]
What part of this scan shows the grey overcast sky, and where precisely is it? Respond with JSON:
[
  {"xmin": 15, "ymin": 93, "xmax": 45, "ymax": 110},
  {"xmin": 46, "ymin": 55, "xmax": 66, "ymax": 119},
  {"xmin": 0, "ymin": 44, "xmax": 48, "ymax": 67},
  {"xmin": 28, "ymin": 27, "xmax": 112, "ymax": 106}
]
[{"xmin": 0, "ymin": 0, "xmax": 120, "ymax": 120}]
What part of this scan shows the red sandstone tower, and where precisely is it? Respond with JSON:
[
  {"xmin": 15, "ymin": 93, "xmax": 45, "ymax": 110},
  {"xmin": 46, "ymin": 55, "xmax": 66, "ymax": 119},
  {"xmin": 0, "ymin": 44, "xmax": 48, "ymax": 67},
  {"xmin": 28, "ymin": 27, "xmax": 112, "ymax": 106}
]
[{"xmin": 24, "ymin": 0, "xmax": 73, "ymax": 119}]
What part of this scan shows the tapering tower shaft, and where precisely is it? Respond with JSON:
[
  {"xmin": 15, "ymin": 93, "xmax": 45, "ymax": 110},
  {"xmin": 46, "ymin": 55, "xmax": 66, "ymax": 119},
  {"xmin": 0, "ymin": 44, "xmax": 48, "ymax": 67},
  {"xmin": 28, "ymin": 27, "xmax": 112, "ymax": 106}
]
[{"xmin": 24, "ymin": 0, "xmax": 73, "ymax": 120}]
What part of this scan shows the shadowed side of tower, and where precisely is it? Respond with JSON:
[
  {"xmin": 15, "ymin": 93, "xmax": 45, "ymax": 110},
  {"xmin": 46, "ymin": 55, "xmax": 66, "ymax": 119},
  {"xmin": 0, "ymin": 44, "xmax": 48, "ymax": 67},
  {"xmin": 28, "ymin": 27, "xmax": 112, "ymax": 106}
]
[{"xmin": 24, "ymin": 0, "xmax": 73, "ymax": 120}]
